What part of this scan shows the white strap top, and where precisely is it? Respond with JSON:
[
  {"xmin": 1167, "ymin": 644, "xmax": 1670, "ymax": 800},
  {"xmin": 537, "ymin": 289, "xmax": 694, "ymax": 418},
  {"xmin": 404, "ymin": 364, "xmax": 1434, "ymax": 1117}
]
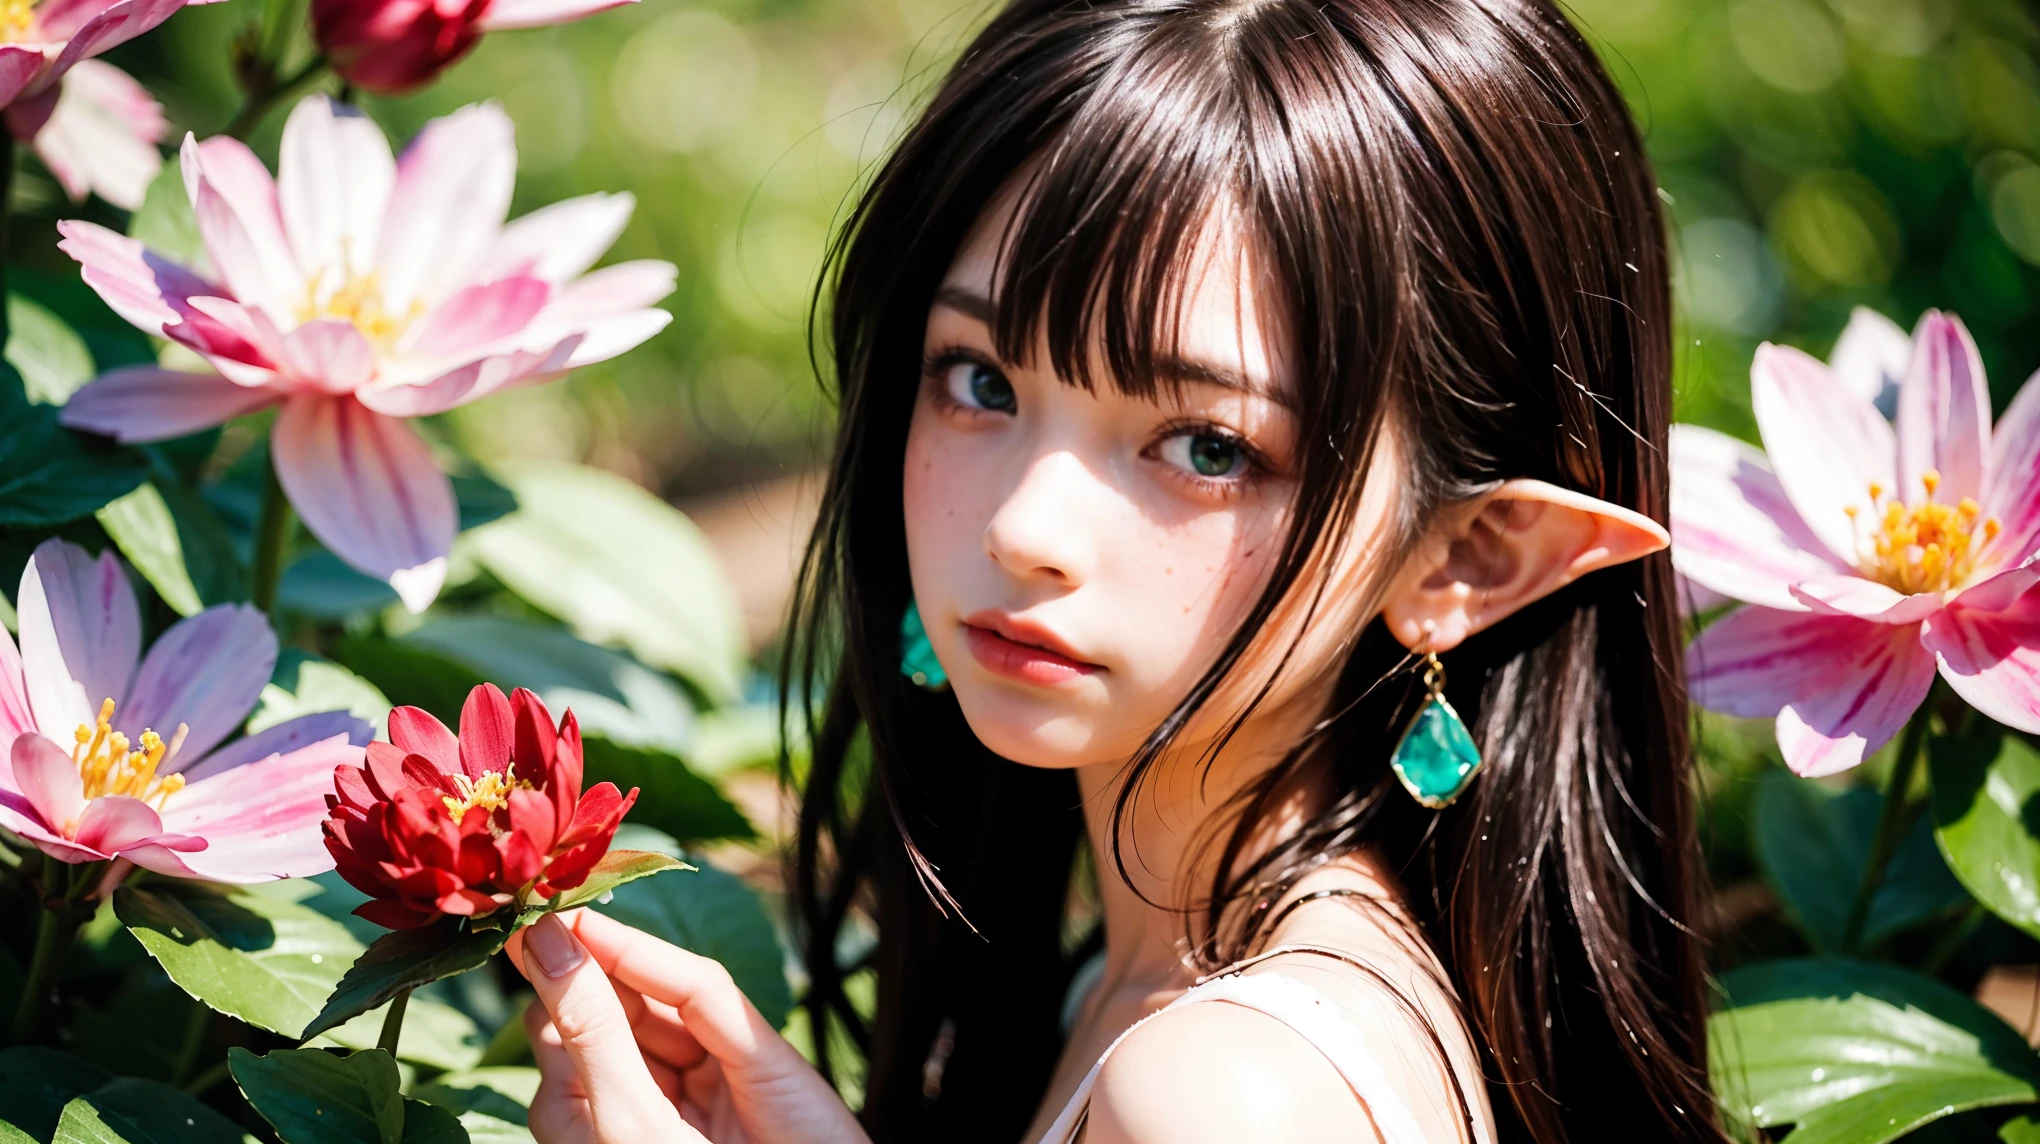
[{"xmin": 1034, "ymin": 944, "xmax": 1432, "ymax": 1144}]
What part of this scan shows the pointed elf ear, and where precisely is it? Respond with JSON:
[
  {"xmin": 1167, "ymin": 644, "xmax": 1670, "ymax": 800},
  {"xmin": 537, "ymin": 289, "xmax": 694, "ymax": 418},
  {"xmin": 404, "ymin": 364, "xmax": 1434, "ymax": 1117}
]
[{"xmin": 1381, "ymin": 479, "xmax": 1668, "ymax": 653}]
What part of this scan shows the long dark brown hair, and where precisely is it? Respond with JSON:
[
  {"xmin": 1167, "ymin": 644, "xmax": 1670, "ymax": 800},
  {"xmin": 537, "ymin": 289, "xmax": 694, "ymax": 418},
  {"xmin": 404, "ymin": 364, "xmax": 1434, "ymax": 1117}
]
[{"xmin": 782, "ymin": 1, "xmax": 1722, "ymax": 1140}]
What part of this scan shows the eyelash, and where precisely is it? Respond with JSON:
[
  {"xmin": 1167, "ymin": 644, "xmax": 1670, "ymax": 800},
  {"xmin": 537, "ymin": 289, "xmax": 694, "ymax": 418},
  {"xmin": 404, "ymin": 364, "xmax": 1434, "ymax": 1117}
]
[{"xmin": 919, "ymin": 343, "xmax": 1270, "ymax": 498}]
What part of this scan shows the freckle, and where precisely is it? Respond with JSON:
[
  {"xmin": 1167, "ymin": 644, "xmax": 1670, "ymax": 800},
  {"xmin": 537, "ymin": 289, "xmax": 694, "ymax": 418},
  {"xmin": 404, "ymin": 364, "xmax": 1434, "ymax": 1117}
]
[{"xmin": 1164, "ymin": 567, "xmax": 1172, "ymax": 575}]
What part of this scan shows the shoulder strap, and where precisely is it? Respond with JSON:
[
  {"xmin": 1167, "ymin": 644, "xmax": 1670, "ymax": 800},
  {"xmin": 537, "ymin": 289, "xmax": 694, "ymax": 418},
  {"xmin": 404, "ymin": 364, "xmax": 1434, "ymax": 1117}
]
[{"xmin": 1033, "ymin": 944, "xmax": 1433, "ymax": 1144}]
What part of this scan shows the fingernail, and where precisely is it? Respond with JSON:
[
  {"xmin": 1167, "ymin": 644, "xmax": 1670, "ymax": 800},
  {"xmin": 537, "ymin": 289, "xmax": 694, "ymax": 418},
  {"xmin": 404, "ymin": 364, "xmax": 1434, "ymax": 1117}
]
[{"xmin": 526, "ymin": 914, "xmax": 585, "ymax": 977}]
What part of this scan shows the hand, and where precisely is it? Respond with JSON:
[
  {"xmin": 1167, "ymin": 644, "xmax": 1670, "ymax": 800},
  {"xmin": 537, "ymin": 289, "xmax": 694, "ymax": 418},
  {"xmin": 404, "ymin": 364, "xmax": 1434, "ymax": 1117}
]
[{"xmin": 508, "ymin": 910, "xmax": 869, "ymax": 1144}]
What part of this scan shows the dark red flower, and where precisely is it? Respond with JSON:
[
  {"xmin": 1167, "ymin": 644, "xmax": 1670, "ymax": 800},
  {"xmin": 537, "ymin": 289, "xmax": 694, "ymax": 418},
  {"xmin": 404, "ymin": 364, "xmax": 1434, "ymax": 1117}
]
[
  {"xmin": 323, "ymin": 683, "xmax": 638, "ymax": 929},
  {"xmin": 311, "ymin": 0, "xmax": 489, "ymax": 96}
]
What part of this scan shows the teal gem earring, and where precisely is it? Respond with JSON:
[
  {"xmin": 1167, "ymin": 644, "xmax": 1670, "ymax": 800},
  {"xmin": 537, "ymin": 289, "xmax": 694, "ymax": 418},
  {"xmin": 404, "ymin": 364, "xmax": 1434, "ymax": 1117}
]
[
  {"xmin": 900, "ymin": 602, "xmax": 949, "ymax": 691},
  {"xmin": 1388, "ymin": 649, "xmax": 1482, "ymax": 808}
]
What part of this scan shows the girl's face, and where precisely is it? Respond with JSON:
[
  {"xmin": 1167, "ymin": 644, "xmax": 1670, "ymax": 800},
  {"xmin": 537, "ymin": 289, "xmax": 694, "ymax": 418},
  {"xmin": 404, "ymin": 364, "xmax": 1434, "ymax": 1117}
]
[{"xmin": 903, "ymin": 200, "xmax": 1387, "ymax": 769}]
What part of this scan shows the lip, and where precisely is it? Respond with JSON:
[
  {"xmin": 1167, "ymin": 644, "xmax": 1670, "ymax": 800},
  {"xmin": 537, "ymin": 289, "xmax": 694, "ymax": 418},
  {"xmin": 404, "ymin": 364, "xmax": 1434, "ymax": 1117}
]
[{"xmin": 960, "ymin": 610, "xmax": 1101, "ymax": 686}]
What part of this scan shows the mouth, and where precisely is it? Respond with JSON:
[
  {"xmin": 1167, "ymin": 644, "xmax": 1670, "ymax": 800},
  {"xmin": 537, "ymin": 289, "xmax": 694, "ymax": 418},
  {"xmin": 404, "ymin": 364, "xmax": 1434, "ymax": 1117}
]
[{"xmin": 960, "ymin": 611, "xmax": 1101, "ymax": 686}]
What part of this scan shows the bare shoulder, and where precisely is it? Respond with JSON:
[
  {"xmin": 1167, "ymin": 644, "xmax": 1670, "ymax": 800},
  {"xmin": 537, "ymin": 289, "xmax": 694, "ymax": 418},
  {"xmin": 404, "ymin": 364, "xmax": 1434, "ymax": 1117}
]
[{"xmin": 1083, "ymin": 998, "xmax": 1384, "ymax": 1144}]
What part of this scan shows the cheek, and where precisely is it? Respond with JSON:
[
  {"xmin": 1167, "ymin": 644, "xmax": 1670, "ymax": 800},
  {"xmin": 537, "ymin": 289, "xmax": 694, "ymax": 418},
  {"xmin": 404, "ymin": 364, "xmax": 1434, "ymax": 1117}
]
[
  {"xmin": 1108, "ymin": 509, "xmax": 1279, "ymax": 694},
  {"xmin": 902, "ymin": 410, "xmax": 980, "ymax": 590}
]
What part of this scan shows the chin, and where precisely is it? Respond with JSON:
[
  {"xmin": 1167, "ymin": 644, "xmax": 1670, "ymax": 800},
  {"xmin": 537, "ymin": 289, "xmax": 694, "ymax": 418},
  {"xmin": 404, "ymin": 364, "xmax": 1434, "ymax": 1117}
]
[{"xmin": 949, "ymin": 681, "xmax": 1131, "ymax": 769}]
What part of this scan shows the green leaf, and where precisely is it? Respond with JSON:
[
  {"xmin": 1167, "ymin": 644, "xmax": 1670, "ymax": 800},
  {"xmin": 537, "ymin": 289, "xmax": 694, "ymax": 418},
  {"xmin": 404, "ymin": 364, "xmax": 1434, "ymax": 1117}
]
[
  {"xmin": 315, "ymin": 995, "xmax": 485, "ymax": 1073},
  {"xmin": 396, "ymin": 1102, "xmax": 465, "ymax": 1144},
  {"xmin": 1752, "ymin": 768, "xmax": 1967, "ymax": 952},
  {"xmin": 332, "ymin": 635, "xmax": 489, "ymax": 728},
  {"xmin": 0, "ymin": 370, "xmax": 148, "ymax": 527},
  {"xmin": 278, "ymin": 552, "xmax": 398, "ymax": 621},
  {"xmin": 128, "ymin": 165, "xmax": 205, "ymax": 269},
  {"xmin": 229, "ymin": 1048, "xmax": 406, "ymax": 1144},
  {"xmin": 1933, "ymin": 730, "xmax": 2040, "ymax": 942},
  {"xmin": 445, "ymin": 1117, "xmax": 522, "ymax": 1144},
  {"xmin": 95, "ymin": 480, "xmax": 245, "ymax": 616},
  {"xmin": 8, "ymin": 295, "xmax": 94, "ymax": 405},
  {"xmin": 465, "ymin": 464, "xmax": 749, "ymax": 702},
  {"xmin": 52, "ymin": 1079, "xmax": 255, "ymax": 1144},
  {"xmin": 114, "ymin": 881, "xmax": 363, "ymax": 1039},
  {"xmin": 543, "ymin": 850, "xmax": 692, "ymax": 914},
  {"xmin": 398, "ymin": 616, "xmax": 696, "ymax": 752},
  {"xmin": 251, "ymin": 651, "xmax": 393, "ymax": 740},
  {"xmin": 450, "ymin": 473, "xmax": 517, "ymax": 532},
  {"xmin": 579, "ymin": 735, "xmax": 753, "ymax": 845},
  {"xmin": 301, "ymin": 922, "xmax": 509, "ymax": 1042},
  {"xmin": 597, "ymin": 827, "xmax": 792, "ymax": 1028},
  {"xmin": 410, "ymin": 1069, "xmax": 537, "ymax": 1129},
  {"xmin": 0, "ymin": 1048, "xmax": 111, "ymax": 1143},
  {"xmin": 1710, "ymin": 959, "xmax": 2040, "ymax": 1144},
  {"xmin": 2005, "ymin": 1116, "xmax": 2040, "ymax": 1144}
]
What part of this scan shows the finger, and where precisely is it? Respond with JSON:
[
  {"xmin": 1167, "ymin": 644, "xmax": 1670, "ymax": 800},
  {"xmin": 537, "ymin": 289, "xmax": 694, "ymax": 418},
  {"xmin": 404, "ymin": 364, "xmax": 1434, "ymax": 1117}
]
[
  {"xmin": 634, "ymin": 994, "xmax": 709, "ymax": 1071},
  {"xmin": 524, "ymin": 1001, "xmax": 592, "ymax": 1144},
  {"xmin": 522, "ymin": 913, "xmax": 697, "ymax": 1142},
  {"xmin": 561, "ymin": 910, "xmax": 785, "ymax": 1071}
]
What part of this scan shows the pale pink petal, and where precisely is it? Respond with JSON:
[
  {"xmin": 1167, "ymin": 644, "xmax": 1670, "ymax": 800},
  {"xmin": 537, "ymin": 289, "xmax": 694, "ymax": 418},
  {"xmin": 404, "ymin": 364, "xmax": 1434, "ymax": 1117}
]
[
  {"xmin": 36, "ymin": 0, "xmax": 217, "ymax": 95},
  {"xmin": 479, "ymin": 0, "xmax": 632, "ymax": 30},
  {"xmin": 167, "ymin": 297, "xmax": 282, "ymax": 380},
  {"xmin": 1896, "ymin": 311, "xmax": 1991, "ymax": 505},
  {"xmin": 0, "ymin": 45, "xmax": 45, "ymax": 109},
  {"xmin": 546, "ymin": 260, "xmax": 676, "ymax": 319},
  {"xmin": 1922, "ymin": 596, "xmax": 2040, "ymax": 734},
  {"xmin": 375, "ymin": 102, "xmax": 515, "ymax": 313},
  {"xmin": 182, "ymin": 134, "xmax": 301, "ymax": 322},
  {"xmin": 271, "ymin": 395, "xmax": 457, "ymax": 613},
  {"xmin": 276, "ymin": 319, "xmax": 376, "ymax": 394},
  {"xmin": 55, "ymin": 219, "xmax": 222, "ymax": 337},
  {"xmin": 1669, "ymin": 425, "xmax": 1844, "ymax": 611},
  {"xmin": 404, "ymin": 276, "xmax": 549, "ymax": 359},
  {"xmin": 30, "ymin": 0, "xmax": 119, "ymax": 40},
  {"xmin": 1827, "ymin": 306, "xmax": 1911, "ymax": 411},
  {"xmin": 1750, "ymin": 342, "xmax": 1896, "ymax": 565},
  {"xmin": 61, "ymin": 366, "xmax": 280, "ymax": 442},
  {"xmin": 0, "ymin": 626, "xmax": 33, "ymax": 759},
  {"xmin": 560, "ymin": 309, "xmax": 670, "ymax": 369},
  {"xmin": 27, "ymin": 60, "xmax": 164, "ymax": 209},
  {"xmin": 120, "ymin": 604, "xmax": 275, "ymax": 765},
  {"xmin": 11, "ymin": 733, "xmax": 84, "ymax": 838},
  {"xmin": 153, "ymin": 736, "xmax": 361, "ymax": 881},
  {"xmin": 277, "ymin": 95, "xmax": 392, "ymax": 284},
  {"xmin": 360, "ymin": 337, "xmax": 578, "ymax": 417},
  {"xmin": 1952, "ymin": 555, "xmax": 2040, "ymax": 614},
  {"xmin": 1687, "ymin": 605, "xmax": 1937, "ymax": 777},
  {"xmin": 1985, "ymin": 368, "xmax": 2040, "ymax": 567},
  {"xmin": 18, "ymin": 540, "xmax": 138, "ymax": 739},
  {"xmin": 1788, "ymin": 576, "xmax": 1944, "ymax": 625},
  {"xmin": 0, "ymin": 791, "xmax": 68, "ymax": 848},
  {"xmin": 176, "ymin": 711, "xmax": 374, "ymax": 781},
  {"xmin": 475, "ymin": 193, "xmax": 633, "ymax": 284},
  {"xmin": 71, "ymin": 794, "xmax": 167, "ymax": 855}
]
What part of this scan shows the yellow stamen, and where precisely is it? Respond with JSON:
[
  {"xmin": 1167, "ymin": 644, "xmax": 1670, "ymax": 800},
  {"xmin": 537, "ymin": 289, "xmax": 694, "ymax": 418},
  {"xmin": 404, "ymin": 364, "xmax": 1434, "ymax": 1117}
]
[
  {"xmin": 442, "ymin": 765, "xmax": 532, "ymax": 821},
  {"xmin": 68, "ymin": 702, "xmax": 185, "ymax": 811},
  {"xmin": 0, "ymin": 0, "xmax": 37, "ymax": 44},
  {"xmin": 1922, "ymin": 469, "xmax": 1942, "ymax": 499},
  {"xmin": 1852, "ymin": 477, "xmax": 2001, "ymax": 596},
  {"xmin": 298, "ymin": 263, "xmax": 426, "ymax": 354}
]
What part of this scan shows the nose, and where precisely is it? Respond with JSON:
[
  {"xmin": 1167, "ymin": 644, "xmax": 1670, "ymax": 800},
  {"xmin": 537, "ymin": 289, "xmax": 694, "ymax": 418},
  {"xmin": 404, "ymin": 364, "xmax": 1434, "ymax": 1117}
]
[{"xmin": 983, "ymin": 450, "xmax": 1099, "ymax": 587}]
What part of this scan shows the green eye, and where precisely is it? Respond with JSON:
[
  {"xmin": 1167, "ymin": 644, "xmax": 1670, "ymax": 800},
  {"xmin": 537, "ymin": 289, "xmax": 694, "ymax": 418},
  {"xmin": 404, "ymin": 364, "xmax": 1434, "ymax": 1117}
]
[
  {"xmin": 944, "ymin": 360, "xmax": 1015, "ymax": 412},
  {"xmin": 1160, "ymin": 431, "xmax": 1249, "ymax": 482}
]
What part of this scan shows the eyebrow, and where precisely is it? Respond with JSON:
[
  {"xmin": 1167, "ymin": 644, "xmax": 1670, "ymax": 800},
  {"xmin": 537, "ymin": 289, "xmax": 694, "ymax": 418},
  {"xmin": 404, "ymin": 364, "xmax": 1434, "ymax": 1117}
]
[{"xmin": 931, "ymin": 283, "xmax": 1288, "ymax": 407}]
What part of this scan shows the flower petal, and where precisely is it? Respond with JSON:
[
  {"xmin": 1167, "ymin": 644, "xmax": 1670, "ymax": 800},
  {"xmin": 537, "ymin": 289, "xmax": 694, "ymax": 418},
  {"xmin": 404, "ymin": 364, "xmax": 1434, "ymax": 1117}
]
[
  {"xmin": 1751, "ymin": 342, "xmax": 1896, "ymax": 565},
  {"xmin": 1687, "ymin": 605, "xmax": 1937, "ymax": 776},
  {"xmin": 60, "ymin": 366, "xmax": 280, "ymax": 442},
  {"xmin": 277, "ymin": 319, "xmax": 377, "ymax": 394},
  {"xmin": 0, "ymin": 625, "xmax": 33, "ymax": 759},
  {"xmin": 1827, "ymin": 306, "xmax": 1911, "ymax": 413},
  {"xmin": 174, "ymin": 709, "xmax": 373, "ymax": 782},
  {"xmin": 72, "ymin": 793, "xmax": 169, "ymax": 855},
  {"xmin": 361, "ymin": 337, "xmax": 579, "ymax": 417},
  {"xmin": 27, "ymin": 60, "xmax": 166, "ymax": 210},
  {"xmin": 1951, "ymin": 554, "xmax": 2040, "ymax": 615},
  {"xmin": 375, "ymin": 102, "xmax": 516, "ymax": 313},
  {"xmin": 388, "ymin": 706, "xmax": 460, "ymax": 773},
  {"xmin": 181, "ymin": 134, "xmax": 303, "ymax": 323},
  {"xmin": 271, "ymin": 395, "xmax": 458, "ymax": 613},
  {"xmin": 1668, "ymin": 424, "xmax": 1843, "ymax": 611},
  {"xmin": 475, "ymin": 193, "xmax": 633, "ymax": 284},
  {"xmin": 18, "ymin": 539, "xmax": 139, "ymax": 739},
  {"xmin": 477, "ymin": 0, "xmax": 633, "ymax": 30},
  {"xmin": 38, "ymin": 0, "xmax": 214, "ymax": 95},
  {"xmin": 277, "ymin": 95, "xmax": 393, "ymax": 285},
  {"xmin": 560, "ymin": 309, "xmax": 670, "ymax": 370},
  {"xmin": 1921, "ymin": 596, "xmax": 2040, "ymax": 734},
  {"xmin": 12, "ymin": 732, "xmax": 84, "ymax": 836},
  {"xmin": 151, "ymin": 734, "xmax": 362, "ymax": 881},
  {"xmin": 1896, "ymin": 311, "xmax": 1991, "ymax": 506},
  {"xmin": 458, "ymin": 683, "xmax": 513, "ymax": 780},
  {"xmin": 121, "ymin": 604, "xmax": 275, "ymax": 764},
  {"xmin": 1788, "ymin": 576, "xmax": 1944, "ymax": 625},
  {"xmin": 404, "ymin": 276, "xmax": 549, "ymax": 359},
  {"xmin": 1985, "ymin": 366, "xmax": 2040, "ymax": 568},
  {"xmin": 0, "ymin": 46, "xmax": 45, "ymax": 109},
  {"xmin": 55, "ymin": 218, "xmax": 222, "ymax": 337}
]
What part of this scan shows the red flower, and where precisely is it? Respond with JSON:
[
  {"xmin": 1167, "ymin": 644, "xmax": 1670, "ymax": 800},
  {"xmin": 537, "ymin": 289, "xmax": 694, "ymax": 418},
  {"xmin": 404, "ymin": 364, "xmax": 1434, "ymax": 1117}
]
[
  {"xmin": 323, "ymin": 683, "xmax": 638, "ymax": 929},
  {"xmin": 310, "ymin": 0, "xmax": 636, "ymax": 96}
]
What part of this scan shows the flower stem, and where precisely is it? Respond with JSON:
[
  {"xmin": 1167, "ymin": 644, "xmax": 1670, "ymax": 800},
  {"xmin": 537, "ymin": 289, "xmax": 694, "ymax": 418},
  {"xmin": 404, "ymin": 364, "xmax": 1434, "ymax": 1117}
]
[
  {"xmin": 0, "ymin": 138, "xmax": 15, "ymax": 350},
  {"xmin": 1841, "ymin": 705, "xmax": 1935, "ymax": 954},
  {"xmin": 9, "ymin": 858, "xmax": 82, "ymax": 1045},
  {"xmin": 223, "ymin": 55, "xmax": 330, "ymax": 141},
  {"xmin": 377, "ymin": 988, "xmax": 412, "ymax": 1057},
  {"xmin": 250, "ymin": 451, "xmax": 292, "ymax": 614}
]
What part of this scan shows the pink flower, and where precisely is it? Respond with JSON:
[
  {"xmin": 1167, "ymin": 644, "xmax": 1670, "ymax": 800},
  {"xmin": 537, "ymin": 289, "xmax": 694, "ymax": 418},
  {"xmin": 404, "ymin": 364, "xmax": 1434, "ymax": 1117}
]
[
  {"xmin": 1674, "ymin": 310, "xmax": 2040, "ymax": 776},
  {"xmin": 6, "ymin": 58, "xmax": 164, "ymax": 209},
  {"xmin": 55, "ymin": 95, "xmax": 676, "ymax": 612},
  {"xmin": 0, "ymin": 0, "xmax": 216, "ymax": 115},
  {"xmin": 0, "ymin": 539, "xmax": 373, "ymax": 880},
  {"xmin": 312, "ymin": 0, "xmax": 632, "ymax": 96}
]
